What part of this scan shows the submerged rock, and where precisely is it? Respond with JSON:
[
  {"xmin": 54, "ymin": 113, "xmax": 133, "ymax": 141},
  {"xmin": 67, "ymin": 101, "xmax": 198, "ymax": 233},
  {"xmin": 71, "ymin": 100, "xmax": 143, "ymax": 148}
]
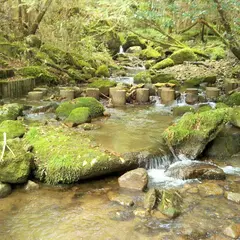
[
  {"xmin": 0, "ymin": 182, "xmax": 11, "ymax": 198},
  {"xmin": 118, "ymin": 168, "xmax": 148, "ymax": 191},
  {"xmin": 224, "ymin": 191, "xmax": 240, "ymax": 204},
  {"xmin": 107, "ymin": 191, "xmax": 134, "ymax": 207},
  {"xmin": 0, "ymin": 140, "xmax": 32, "ymax": 184},
  {"xmin": 163, "ymin": 108, "xmax": 232, "ymax": 159},
  {"xmin": 165, "ymin": 160, "xmax": 225, "ymax": 180},
  {"xmin": 24, "ymin": 180, "xmax": 40, "ymax": 191}
]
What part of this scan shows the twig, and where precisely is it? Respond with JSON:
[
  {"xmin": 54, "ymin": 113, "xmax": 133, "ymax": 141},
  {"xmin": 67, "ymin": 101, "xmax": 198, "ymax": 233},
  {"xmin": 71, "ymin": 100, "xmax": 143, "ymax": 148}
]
[{"xmin": 0, "ymin": 133, "xmax": 15, "ymax": 161}]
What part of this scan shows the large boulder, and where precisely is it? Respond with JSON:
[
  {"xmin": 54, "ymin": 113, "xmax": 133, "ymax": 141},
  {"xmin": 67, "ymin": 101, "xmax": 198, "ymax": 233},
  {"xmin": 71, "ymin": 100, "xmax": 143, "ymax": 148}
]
[
  {"xmin": 64, "ymin": 107, "xmax": 90, "ymax": 127},
  {"xmin": 122, "ymin": 34, "xmax": 146, "ymax": 51},
  {"xmin": 170, "ymin": 48, "xmax": 197, "ymax": 64},
  {"xmin": 152, "ymin": 58, "xmax": 174, "ymax": 70},
  {"xmin": 0, "ymin": 103, "xmax": 23, "ymax": 123},
  {"xmin": 165, "ymin": 160, "xmax": 225, "ymax": 180},
  {"xmin": 163, "ymin": 108, "xmax": 232, "ymax": 159},
  {"xmin": 139, "ymin": 47, "xmax": 161, "ymax": 60},
  {"xmin": 25, "ymin": 126, "xmax": 138, "ymax": 184},
  {"xmin": 0, "ymin": 139, "xmax": 32, "ymax": 184},
  {"xmin": 0, "ymin": 120, "xmax": 26, "ymax": 140},
  {"xmin": 118, "ymin": 168, "xmax": 148, "ymax": 191},
  {"xmin": 0, "ymin": 182, "xmax": 12, "ymax": 198}
]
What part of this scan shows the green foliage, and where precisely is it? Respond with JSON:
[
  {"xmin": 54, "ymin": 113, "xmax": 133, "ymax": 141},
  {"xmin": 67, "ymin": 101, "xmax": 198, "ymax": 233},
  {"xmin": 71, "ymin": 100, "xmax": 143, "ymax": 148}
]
[
  {"xmin": 95, "ymin": 65, "xmax": 110, "ymax": 78},
  {"xmin": 197, "ymin": 105, "xmax": 212, "ymax": 113},
  {"xmin": 134, "ymin": 71, "xmax": 151, "ymax": 84},
  {"xmin": 89, "ymin": 79, "xmax": 117, "ymax": 88},
  {"xmin": 224, "ymin": 92, "xmax": 240, "ymax": 106}
]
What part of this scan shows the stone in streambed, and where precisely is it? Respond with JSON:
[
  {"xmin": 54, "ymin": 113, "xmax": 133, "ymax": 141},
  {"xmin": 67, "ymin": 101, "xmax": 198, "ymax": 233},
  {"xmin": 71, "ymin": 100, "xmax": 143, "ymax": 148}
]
[
  {"xmin": 118, "ymin": 168, "xmax": 148, "ymax": 191},
  {"xmin": 24, "ymin": 180, "xmax": 40, "ymax": 191},
  {"xmin": 0, "ymin": 182, "xmax": 12, "ymax": 198},
  {"xmin": 107, "ymin": 191, "xmax": 134, "ymax": 207},
  {"xmin": 223, "ymin": 223, "xmax": 240, "ymax": 239},
  {"xmin": 224, "ymin": 191, "xmax": 240, "ymax": 204},
  {"xmin": 198, "ymin": 182, "xmax": 223, "ymax": 197}
]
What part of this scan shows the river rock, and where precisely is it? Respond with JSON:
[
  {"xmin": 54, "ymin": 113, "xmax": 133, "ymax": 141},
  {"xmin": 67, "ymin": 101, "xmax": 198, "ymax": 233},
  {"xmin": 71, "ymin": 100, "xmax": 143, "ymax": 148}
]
[
  {"xmin": 0, "ymin": 103, "xmax": 23, "ymax": 123},
  {"xmin": 24, "ymin": 180, "xmax": 40, "ymax": 191},
  {"xmin": 107, "ymin": 191, "xmax": 134, "ymax": 207},
  {"xmin": 118, "ymin": 168, "xmax": 148, "ymax": 191},
  {"xmin": 108, "ymin": 210, "xmax": 134, "ymax": 221},
  {"xmin": 165, "ymin": 160, "xmax": 226, "ymax": 180},
  {"xmin": 157, "ymin": 190, "xmax": 182, "ymax": 218},
  {"xmin": 198, "ymin": 182, "xmax": 223, "ymax": 197},
  {"xmin": 163, "ymin": 108, "xmax": 232, "ymax": 159},
  {"xmin": 0, "ymin": 139, "xmax": 32, "ymax": 184},
  {"xmin": 224, "ymin": 191, "xmax": 240, "ymax": 204},
  {"xmin": 133, "ymin": 208, "xmax": 150, "ymax": 218},
  {"xmin": 0, "ymin": 182, "xmax": 11, "ymax": 198},
  {"xmin": 223, "ymin": 223, "xmax": 240, "ymax": 239}
]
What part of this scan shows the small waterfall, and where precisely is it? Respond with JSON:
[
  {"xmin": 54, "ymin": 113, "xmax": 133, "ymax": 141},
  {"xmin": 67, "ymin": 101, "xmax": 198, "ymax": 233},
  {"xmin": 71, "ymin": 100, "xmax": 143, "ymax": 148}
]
[
  {"xmin": 177, "ymin": 92, "xmax": 187, "ymax": 106},
  {"xmin": 145, "ymin": 155, "xmax": 174, "ymax": 170},
  {"xmin": 119, "ymin": 46, "xmax": 124, "ymax": 54}
]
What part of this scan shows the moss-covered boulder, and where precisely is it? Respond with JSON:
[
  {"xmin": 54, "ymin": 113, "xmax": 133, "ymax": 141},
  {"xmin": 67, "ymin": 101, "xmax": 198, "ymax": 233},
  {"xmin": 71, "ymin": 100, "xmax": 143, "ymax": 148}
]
[
  {"xmin": 65, "ymin": 107, "xmax": 90, "ymax": 126},
  {"xmin": 224, "ymin": 92, "xmax": 240, "ymax": 106},
  {"xmin": 17, "ymin": 66, "xmax": 57, "ymax": 85},
  {"xmin": 206, "ymin": 46, "xmax": 225, "ymax": 60},
  {"xmin": 172, "ymin": 106, "xmax": 195, "ymax": 117},
  {"xmin": 151, "ymin": 73, "xmax": 175, "ymax": 84},
  {"xmin": 25, "ymin": 126, "xmax": 136, "ymax": 184},
  {"xmin": 134, "ymin": 71, "xmax": 151, "ymax": 84},
  {"xmin": 185, "ymin": 75, "xmax": 217, "ymax": 87},
  {"xmin": 88, "ymin": 78, "xmax": 117, "ymax": 96},
  {"xmin": 95, "ymin": 65, "xmax": 110, "ymax": 78},
  {"xmin": 122, "ymin": 34, "xmax": 146, "ymax": 51},
  {"xmin": 231, "ymin": 107, "xmax": 240, "ymax": 128},
  {"xmin": 56, "ymin": 97, "xmax": 104, "ymax": 119},
  {"xmin": 170, "ymin": 48, "xmax": 197, "ymax": 64},
  {"xmin": 163, "ymin": 108, "xmax": 232, "ymax": 159},
  {"xmin": 139, "ymin": 47, "xmax": 161, "ymax": 60},
  {"xmin": 0, "ymin": 120, "xmax": 26, "ymax": 140},
  {"xmin": 0, "ymin": 103, "xmax": 23, "ymax": 123},
  {"xmin": 0, "ymin": 139, "xmax": 32, "ymax": 184},
  {"xmin": 25, "ymin": 35, "xmax": 42, "ymax": 48},
  {"xmin": 197, "ymin": 105, "xmax": 212, "ymax": 113},
  {"xmin": 152, "ymin": 58, "xmax": 174, "ymax": 70},
  {"xmin": 0, "ymin": 182, "xmax": 12, "ymax": 198},
  {"xmin": 158, "ymin": 190, "xmax": 181, "ymax": 218},
  {"xmin": 215, "ymin": 102, "xmax": 229, "ymax": 109}
]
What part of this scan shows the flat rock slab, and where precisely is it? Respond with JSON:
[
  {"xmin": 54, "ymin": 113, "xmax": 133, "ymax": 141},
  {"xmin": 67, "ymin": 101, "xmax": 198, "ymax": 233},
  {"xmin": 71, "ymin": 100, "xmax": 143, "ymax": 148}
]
[
  {"xmin": 224, "ymin": 191, "xmax": 240, "ymax": 204},
  {"xmin": 198, "ymin": 182, "xmax": 223, "ymax": 197}
]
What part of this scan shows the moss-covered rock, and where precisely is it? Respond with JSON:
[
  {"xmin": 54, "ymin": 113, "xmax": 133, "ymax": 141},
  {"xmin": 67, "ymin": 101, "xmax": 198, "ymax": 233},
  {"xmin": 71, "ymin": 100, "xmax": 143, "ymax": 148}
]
[
  {"xmin": 122, "ymin": 34, "xmax": 146, "ymax": 51},
  {"xmin": 163, "ymin": 108, "xmax": 232, "ymax": 159},
  {"xmin": 151, "ymin": 73, "xmax": 175, "ymax": 84},
  {"xmin": 215, "ymin": 102, "xmax": 229, "ymax": 109},
  {"xmin": 152, "ymin": 58, "xmax": 174, "ymax": 70},
  {"xmin": 172, "ymin": 106, "xmax": 195, "ymax": 117},
  {"xmin": 231, "ymin": 107, "xmax": 240, "ymax": 128},
  {"xmin": 65, "ymin": 107, "xmax": 90, "ymax": 126},
  {"xmin": 25, "ymin": 35, "xmax": 42, "ymax": 48},
  {"xmin": 197, "ymin": 105, "xmax": 212, "ymax": 113},
  {"xmin": 89, "ymin": 78, "xmax": 117, "ymax": 95},
  {"xmin": 56, "ymin": 97, "xmax": 104, "ymax": 119},
  {"xmin": 95, "ymin": 65, "xmax": 110, "ymax": 78},
  {"xmin": 224, "ymin": 92, "xmax": 240, "ymax": 106},
  {"xmin": 206, "ymin": 46, "xmax": 225, "ymax": 60},
  {"xmin": 158, "ymin": 190, "xmax": 181, "ymax": 218},
  {"xmin": 134, "ymin": 71, "xmax": 151, "ymax": 84},
  {"xmin": 139, "ymin": 47, "xmax": 161, "ymax": 60},
  {"xmin": 170, "ymin": 48, "xmax": 197, "ymax": 64},
  {"xmin": 0, "ymin": 182, "xmax": 11, "ymax": 198},
  {"xmin": 185, "ymin": 75, "xmax": 217, "ymax": 87},
  {"xmin": 0, "ymin": 103, "xmax": 23, "ymax": 123},
  {"xmin": 17, "ymin": 66, "xmax": 57, "ymax": 85},
  {"xmin": 0, "ymin": 120, "xmax": 26, "ymax": 140},
  {"xmin": 24, "ymin": 126, "xmax": 134, "ymax": 184},
  {"xmin": 0, "ymin": 139, "xmax": 32, "ymax": 184}
]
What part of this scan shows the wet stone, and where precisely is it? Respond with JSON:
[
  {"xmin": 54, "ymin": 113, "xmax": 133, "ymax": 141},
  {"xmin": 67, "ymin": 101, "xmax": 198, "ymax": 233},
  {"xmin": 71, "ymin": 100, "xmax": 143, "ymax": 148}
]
[
  {"xmin": 133, "ymin": 208, "xmax": 150, "ymax": 218},
  {"xmin": 144, "ymin": 188, "xmax": 157, "ymax": 211},
  {"xmin": 198, "ymin": 182, "xmax": 223, "ymax": 197},
  {"xmin": 24, "ymin": 180, "xmax": 40, "ymax": 191},
  {"xmin": 223, "ymin": 223, "xmax": 240, "ymax": 239},
  {"xmin": 108, "ymin": 210, "xmax": 134, "ymax": 221},
  {"xmin": 0, "ymin": 182, "xmax": 11, "ymax": 198},
  {"xmin": 107, "ymin": 191, "xmax": 134, "ymax": 207},
  {"xmin": 224, "ymin": 191, "xmax": 240, "ymax": 204}
]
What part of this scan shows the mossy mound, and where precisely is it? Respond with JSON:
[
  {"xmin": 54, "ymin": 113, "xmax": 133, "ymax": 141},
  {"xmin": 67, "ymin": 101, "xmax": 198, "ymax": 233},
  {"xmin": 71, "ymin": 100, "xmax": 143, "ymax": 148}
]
[
  {"xmin": 0, "ymin": 120, "xmax": 26, "ymax": 140},
  {"xmin": 170, "ymin": 48, "xmax": 197, "ymax": 64},
  {"xmin": 0, "ymin": 103, "xmax": 23, "ymax": 123},
  {"xmin": 152, "ymin": 58, "xmax": 174, "ymax": 70},
  {"xmin": 184, "ymin": 75, "xmax": 217, "ymax": 87},
  {"xmin": 0, "ymin": 139, "xmax": 32, "ymax": 184},
  {"xmin": 163, "ymin": 108, "xmax": 232, "ymax": 159},
  {"xmin": 17, "ymin": 66, "xmax": 57, "ymax": 85},
  {"xmin": 95, "ymin": 65, "xmax": 110, "ymax": 78},
  {"xmin": 224, "ymin": 92, "xmax": 240, "ymax": 106},
  {"xmin": 197, "ymin": 105, "xmax": 212, "ymax": 113},
  {"xmin": 122, "ymin": 34, "xmax": 146, "ymax": 51},
  {"xmin": 65, "ymin": 107, "xmax": 90, "ymax": 126},
  {"xmin": 231, "ymin": 107, "xmax": 240, "ymax": 128},
  {"xmin": 205, "ymin": 46, "xmax": 225, "ymax": 60},
  {"xmin": 151, "ymin": 73, "xmax": 175, "ymax": 84},
  {"xmin": 89, "ymin": 79, "xmax": 117, "ymax": 88},
  {"xmin": 134, "ymin": 71, "xmax": 151, "ymax": 84},
  {"xmin": 172, "ymin": 106, "xmax": 195, "ymax": 117},
  {"xmin": 139, "ymin": 47, "xmax": 161, "ymax": 60},
  {"xmin": 25, "ymin": 35, "xmax": 42, "ymax": 48},
  {"xmin": 24, "ymin": 126, "xmax": 129, "ymax": 184},
  {"xmin": 56, "ymin": 97, "xmax": 104, "ymax": 119},
  {"xmin": 215, "ymin": 102, "xmax": 229, "ymax": 109}
]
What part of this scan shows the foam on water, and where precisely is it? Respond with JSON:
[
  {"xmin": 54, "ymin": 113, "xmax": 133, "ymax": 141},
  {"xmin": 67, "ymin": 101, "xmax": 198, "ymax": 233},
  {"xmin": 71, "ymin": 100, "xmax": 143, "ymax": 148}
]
[{"xmin": 222, "ymin": 166, "xmax": 240, "ymax": 176}]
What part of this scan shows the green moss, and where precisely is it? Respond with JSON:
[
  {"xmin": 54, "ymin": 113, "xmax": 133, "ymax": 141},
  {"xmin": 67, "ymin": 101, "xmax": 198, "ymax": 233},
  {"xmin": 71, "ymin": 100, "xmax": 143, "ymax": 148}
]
[
  {"xmin": 152, "ymin": 58, "xmax": 174, "ymax": 70},
  {"xmin": 231, "ymin": 107, "xmax": 240, "ymax": 127},
  {"xmin": 95, "ymin": 65, "xmax": 110, "ymax": 78},
  {"xmin": 205, "ymin": 46, "xmax": 225, "ymax": 60},
  {"xmin": 68, "ymin": 68, "xmax": 91, "ymax": 82},
  {"xmin": 41, "ymin": 44, "xmax": 67, "ymax": 64},
  {"xmin": 0, "ymin": 42, "xmax": 25, "ymax": 57},
  {"xmin": 224, "ymin": 92, "xmax": 240, "ymax": 106},
  {"xmin": 134, "ymin": 71, "xmax": 151, "ymax": 84},
  {"xmin": 89, "ymin": 79, "xmax": 116, "ymax": 88},
  {"xmin": 163, "ymin": 108, "xmax": 232, "ymax": 146},
  {"xmin": 24, "ymin": 126, "xmax": 121, "ymax": 184},
  {"xmin": 0, "ymin": 120, "xmax": 26, "ymax": 140},
  {"xmin": 172, "ymin": 106, "xmax": 195, "ymax": 117},
  {"xmin": 151, "ymin": 73, "xmax": 175, "ymax": 84},
  {"xmin": 0, "ymin": 103, "xmax": 23, "ymax": 123},
  {"xmin": 197, "ymin": 105, "xmax": 212, "ymax": 113},
  {"xmin": 65, "ymin": 107, "xmax": 90, "ymax": 126},
  {"xmin": 56, "ymin": 97, "xmax": 104, "ymax": 119},
  {"xmin": 122, "ymin": 34, "xmax": 146, "ymax": 51},
  {"xmin": 139, "ymin": 47, "xmax": 161, "ymax": 60},
  {"xmin": 170, "ymin": 48, "xmax": 197, "ymax": 64},
  {"xmin": 168, "ymin": 80, "xmax": 181, "ymax": 87},
  {"xmin": 215, "ymin": 102, "xmax": 229, "ymax": 109},
  {"xmin": 185, "ymin": 75, "xmax": 217, "ymax": 87}
]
